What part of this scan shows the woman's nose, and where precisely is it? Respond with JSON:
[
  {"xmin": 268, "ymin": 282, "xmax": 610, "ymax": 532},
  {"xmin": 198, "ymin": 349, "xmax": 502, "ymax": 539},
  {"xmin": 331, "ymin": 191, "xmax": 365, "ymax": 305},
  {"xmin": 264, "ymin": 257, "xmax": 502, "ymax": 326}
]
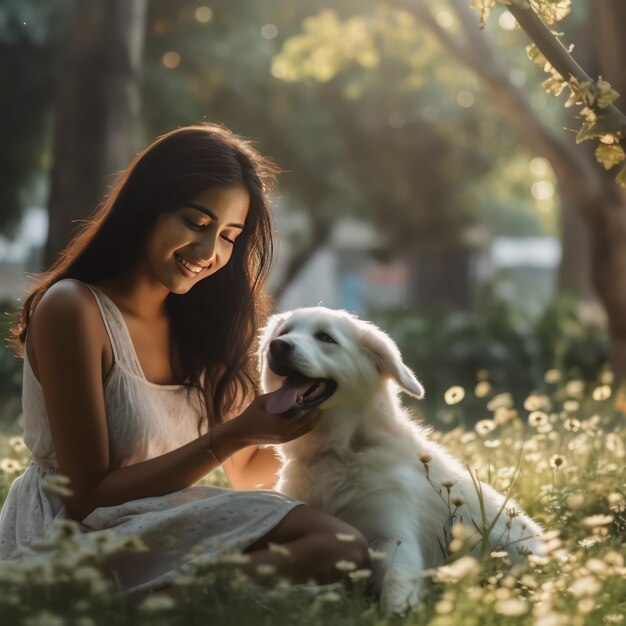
[{"xmin": 195, "ymin": 234, "xmax": 218, "ymax": 265}]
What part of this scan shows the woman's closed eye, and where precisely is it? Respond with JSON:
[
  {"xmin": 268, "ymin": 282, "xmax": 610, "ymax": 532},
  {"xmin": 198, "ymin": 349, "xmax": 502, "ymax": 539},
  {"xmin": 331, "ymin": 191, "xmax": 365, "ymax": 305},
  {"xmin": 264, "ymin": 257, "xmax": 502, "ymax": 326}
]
[{"xmin": 184, "ymin": 218, "xmax": 236, "ymax": 244}]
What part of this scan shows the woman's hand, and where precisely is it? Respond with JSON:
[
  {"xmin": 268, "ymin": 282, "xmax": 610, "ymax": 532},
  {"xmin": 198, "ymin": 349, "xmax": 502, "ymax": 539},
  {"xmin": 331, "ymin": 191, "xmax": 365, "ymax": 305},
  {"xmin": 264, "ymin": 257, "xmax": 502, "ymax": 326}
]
[{"xmin": 229, "ymin": 393, "xmax": 323, "ymax": 447}]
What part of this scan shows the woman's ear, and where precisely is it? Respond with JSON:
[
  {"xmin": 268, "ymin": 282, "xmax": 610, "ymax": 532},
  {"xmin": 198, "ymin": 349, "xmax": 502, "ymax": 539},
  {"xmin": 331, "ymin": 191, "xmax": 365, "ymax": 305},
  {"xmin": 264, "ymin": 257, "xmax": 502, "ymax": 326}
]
[{"xmin": 360, "ymin": 322, "xmax": 424, "ymax": 399}]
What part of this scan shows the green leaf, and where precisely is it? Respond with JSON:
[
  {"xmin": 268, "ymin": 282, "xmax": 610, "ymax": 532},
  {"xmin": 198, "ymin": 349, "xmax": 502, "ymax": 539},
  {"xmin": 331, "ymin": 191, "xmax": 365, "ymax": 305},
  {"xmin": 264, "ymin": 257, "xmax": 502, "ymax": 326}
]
[
  {"xmin": 596, "ymin": 143, "xmax": 626, "ymax": 170},
  {"xmin": 616, "ymin": 165, "xmax": 626, "ymax": 188}
]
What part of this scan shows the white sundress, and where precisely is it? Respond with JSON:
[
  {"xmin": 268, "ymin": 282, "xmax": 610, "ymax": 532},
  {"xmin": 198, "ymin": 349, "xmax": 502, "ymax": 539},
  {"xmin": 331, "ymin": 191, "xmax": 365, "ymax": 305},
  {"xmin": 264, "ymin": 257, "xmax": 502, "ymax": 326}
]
[{"xmin": 0, "ymin": 278, "xmax": 305, "ymax": 594}]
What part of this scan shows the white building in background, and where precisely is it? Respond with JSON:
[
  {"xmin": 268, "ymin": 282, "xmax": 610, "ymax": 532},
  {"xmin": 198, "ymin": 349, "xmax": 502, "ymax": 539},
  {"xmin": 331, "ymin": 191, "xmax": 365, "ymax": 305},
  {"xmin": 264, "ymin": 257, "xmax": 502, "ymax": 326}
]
[{"xmin": 0, "ymin": 208, "xmax": 48, "ymax": 303}]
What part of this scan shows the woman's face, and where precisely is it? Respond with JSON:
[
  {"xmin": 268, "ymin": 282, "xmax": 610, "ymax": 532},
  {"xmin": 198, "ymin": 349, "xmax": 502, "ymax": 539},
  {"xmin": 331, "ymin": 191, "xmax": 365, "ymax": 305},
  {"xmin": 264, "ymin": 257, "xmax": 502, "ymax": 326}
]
[{"xmin": 144, "ymin": 185, "xmax": 250, "ymax": 294}]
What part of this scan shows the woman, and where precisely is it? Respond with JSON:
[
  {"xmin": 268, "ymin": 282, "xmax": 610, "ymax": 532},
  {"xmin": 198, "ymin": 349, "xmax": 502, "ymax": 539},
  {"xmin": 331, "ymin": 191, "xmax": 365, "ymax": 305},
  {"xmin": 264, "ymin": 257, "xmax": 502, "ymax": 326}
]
[{"xmin": 0, "ymin": 123, "xmax": 370, "ymax": 595}]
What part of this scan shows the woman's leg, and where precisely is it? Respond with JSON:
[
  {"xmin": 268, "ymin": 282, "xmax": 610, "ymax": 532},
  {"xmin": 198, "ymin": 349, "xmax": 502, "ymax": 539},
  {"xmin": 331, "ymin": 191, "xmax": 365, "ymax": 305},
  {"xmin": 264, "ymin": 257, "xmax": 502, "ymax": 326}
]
[{"xmin": 239, "ymin": 504, "xmax": 371, "ymax": 584}]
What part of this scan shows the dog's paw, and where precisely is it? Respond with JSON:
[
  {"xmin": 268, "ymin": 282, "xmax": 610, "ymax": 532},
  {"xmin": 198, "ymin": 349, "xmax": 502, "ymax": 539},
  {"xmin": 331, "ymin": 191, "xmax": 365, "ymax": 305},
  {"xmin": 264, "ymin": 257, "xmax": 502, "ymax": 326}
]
[{"xmin": 380, "ymin": 568, "xmax": 422, "ymax": 615}]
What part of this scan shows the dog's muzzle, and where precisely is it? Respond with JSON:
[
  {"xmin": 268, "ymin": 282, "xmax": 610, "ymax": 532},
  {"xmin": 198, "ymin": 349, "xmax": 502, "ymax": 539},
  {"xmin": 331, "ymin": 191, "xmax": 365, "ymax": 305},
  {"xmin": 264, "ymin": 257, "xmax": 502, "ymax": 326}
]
[{"xmin": 265, "ymin": 339, "xmax": 337, "ymax": 416}]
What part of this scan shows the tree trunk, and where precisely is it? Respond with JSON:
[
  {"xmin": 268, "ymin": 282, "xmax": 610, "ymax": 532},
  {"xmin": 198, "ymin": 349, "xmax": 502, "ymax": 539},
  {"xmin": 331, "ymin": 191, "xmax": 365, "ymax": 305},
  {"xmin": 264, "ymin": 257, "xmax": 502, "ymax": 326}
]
[{"xmin": 44, "ymin": 0, "xmax": 147, "ymax": 269}]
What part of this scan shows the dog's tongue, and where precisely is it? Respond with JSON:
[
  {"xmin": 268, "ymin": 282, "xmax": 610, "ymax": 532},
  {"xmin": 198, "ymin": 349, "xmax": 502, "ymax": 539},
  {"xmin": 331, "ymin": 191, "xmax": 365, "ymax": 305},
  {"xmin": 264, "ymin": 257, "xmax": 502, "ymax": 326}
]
[{"xmin": 266, "ymin": 376, "xmax": 313, "ymax": 415}]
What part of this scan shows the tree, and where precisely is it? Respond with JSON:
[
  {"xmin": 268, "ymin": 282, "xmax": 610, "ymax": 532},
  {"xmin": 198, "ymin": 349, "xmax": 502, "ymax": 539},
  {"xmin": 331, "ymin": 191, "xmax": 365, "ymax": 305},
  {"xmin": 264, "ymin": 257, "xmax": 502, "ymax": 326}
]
[
  {"xmin": 0, "ymin": 1, "xmax": 70, "ymax": 236},
  {"xmin": 274, "ymin": 0, "xmax": 626, "ymax": 379},
  {"xmin": 44, "ymin": 0, "xmax": 148, "ymax": 267}
]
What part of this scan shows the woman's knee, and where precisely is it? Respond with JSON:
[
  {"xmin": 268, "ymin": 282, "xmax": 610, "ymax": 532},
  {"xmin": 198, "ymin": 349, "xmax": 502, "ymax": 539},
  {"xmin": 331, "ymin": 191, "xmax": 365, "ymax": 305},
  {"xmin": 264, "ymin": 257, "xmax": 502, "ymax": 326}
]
[{"xmin": 309, "ymin": 516, "xmax": 371, "ymax": 570}]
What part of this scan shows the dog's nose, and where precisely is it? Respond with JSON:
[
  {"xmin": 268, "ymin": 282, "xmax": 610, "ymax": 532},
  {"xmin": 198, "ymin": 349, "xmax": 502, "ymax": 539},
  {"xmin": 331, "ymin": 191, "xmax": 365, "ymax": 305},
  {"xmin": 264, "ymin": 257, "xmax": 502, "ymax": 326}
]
[{"xmin": 270, "ymin": 338, "xmax": 292, "ymax": 358}]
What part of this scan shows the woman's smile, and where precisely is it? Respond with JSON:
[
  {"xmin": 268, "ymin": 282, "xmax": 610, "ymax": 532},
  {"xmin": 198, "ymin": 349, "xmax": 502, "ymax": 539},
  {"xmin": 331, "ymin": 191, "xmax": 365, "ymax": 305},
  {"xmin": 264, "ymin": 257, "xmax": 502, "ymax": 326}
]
[{"xmin": 174, "ymin": 253, "xmax": 209, "ymax": 277}]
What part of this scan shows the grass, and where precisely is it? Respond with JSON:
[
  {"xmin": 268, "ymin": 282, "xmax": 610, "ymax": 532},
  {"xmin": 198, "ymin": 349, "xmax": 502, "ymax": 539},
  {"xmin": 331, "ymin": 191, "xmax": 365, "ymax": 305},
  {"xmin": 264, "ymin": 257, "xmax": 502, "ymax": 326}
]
[{"xmin": 0, "ymin": 370, "xmax": 624, "ymax": 626}]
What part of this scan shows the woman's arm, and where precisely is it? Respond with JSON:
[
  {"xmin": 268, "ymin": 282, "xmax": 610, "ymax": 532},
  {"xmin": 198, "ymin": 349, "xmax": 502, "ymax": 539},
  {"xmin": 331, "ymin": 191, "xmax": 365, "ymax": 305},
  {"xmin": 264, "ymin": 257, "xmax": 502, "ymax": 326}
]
[
  {"xmin": 32, "ymin": 282, "xmax": 251, "ymax": 521},
  {"xmin": 227, "ymin": 445, "xmax": 282, "ymax": 490}
]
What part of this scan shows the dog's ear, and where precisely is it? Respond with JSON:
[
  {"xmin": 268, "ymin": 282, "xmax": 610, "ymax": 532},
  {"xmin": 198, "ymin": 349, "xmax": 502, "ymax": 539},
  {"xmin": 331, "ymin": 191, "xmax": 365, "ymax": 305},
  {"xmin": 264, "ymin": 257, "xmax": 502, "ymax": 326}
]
[{"xmin": 360, "ymin": 323, "xmax": 425, "ymax": 399}]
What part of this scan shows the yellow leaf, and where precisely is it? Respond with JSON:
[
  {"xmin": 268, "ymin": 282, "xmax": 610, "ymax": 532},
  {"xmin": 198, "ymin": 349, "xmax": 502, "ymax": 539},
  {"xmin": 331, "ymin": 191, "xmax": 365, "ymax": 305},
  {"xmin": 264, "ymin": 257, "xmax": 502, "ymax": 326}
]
[
  {"xmin": 596, "ymin": 77, "xmax": 620, "ymax": 109},
  {"xmin": 526, "ymin": 44, "xmax": 547, "ymax": 68},
  {"xmin": 471, "ymin": 0, "xmax": 496, "ymax": 29},
  {"xmin": 595, "ymin": 143, "xmax": 626, "ymax": 170},
  {"xmin": 616, "ymin": 165, "xmax": 626, "ymax": 188},
  {"xmin": 575, "ymin": 121, "xmax": 599, "ymax": 144}
]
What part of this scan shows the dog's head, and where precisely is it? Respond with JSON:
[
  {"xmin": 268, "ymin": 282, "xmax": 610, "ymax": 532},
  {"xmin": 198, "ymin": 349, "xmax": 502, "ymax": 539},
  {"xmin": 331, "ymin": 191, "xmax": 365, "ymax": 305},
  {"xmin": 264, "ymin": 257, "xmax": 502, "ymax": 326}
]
[{"xmin": 258, "ymin": 307, "xmax": 424, "ymax": 415}]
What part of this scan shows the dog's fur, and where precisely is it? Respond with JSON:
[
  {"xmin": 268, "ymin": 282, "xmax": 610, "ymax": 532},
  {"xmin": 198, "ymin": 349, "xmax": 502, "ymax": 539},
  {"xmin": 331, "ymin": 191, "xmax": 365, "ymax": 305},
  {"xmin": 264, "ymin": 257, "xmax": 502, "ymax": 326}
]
[{"xmin": 258, "ymin": 307, "xmax": 544, "ymax": 614}]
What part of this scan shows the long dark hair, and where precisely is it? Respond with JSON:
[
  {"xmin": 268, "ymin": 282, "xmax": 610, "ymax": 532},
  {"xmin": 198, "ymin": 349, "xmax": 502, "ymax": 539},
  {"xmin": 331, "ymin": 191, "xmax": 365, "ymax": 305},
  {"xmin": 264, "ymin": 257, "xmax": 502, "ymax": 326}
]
[{"xmin": 7, "ymin": 123, "xmax": 281, "ymax": 433}]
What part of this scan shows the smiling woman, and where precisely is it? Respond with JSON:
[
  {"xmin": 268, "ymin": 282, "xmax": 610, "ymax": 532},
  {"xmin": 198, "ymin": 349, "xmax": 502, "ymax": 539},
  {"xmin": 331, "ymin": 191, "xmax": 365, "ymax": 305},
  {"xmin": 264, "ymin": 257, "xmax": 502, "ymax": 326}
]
[{"xmin": 0, "ymin": 123, "xmax": 371, "ymax": 596}]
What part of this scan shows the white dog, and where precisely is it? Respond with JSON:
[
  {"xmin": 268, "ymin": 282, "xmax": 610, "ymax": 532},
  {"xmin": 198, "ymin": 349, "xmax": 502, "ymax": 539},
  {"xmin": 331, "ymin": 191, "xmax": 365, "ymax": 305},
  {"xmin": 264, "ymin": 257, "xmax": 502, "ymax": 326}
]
[{"xmin": 258, "ymin": 307, "xmax": 544, "ymax": 614}]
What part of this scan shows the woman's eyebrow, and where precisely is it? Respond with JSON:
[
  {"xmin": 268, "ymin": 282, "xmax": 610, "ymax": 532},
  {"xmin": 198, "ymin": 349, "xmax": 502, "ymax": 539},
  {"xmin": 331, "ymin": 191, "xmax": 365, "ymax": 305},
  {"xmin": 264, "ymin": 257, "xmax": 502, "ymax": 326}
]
[{"xmin": 185, "ymin": 202, "xmax": 245, "ymax": 229}]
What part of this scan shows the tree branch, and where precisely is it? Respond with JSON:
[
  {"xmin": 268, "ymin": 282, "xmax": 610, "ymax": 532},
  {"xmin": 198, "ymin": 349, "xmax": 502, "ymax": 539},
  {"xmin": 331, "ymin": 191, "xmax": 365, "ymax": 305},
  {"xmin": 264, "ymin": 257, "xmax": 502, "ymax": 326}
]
[{"xmin": 507, "ymin": 0, "xmax": 626, "ymax": 136}]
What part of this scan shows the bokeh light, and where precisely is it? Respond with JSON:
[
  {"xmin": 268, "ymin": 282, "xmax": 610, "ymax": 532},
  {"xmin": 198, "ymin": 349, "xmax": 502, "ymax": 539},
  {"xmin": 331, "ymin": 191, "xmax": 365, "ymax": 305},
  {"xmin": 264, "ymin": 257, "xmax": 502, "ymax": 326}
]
[{"xmin": 161, "ymin": 51, "xmax": 181, "ymax": 69}]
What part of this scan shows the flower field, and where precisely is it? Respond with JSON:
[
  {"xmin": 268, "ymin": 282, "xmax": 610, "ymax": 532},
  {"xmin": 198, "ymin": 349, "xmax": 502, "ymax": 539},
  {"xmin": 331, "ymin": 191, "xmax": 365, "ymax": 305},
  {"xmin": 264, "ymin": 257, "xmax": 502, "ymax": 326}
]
[{"xmin": 0, "ymin": 371, "xmax": 624, "ymax": 626}]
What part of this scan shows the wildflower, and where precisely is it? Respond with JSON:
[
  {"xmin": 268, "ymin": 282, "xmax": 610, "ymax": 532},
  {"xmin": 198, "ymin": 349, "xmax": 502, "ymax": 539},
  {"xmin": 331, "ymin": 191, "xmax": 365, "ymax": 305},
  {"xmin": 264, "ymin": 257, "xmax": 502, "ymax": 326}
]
[
  {"xmin": 460, "ymin": 432, "xmax": 476, "ymax": 444},
  {"xmin": 444, "ymin": 386, "xmax": 465, "ymax": 405},
  {"xmin": 368, "ymin": 548, "xmax": 387, "ymax": 560},
  {"xmin": 569, "ymin": 576, "xmax": 601, "ymax": 598},
  {"xmin": 600, "ymin": 369, "xmax": 614, "ymax": 385},
  {"xmin": 487, "ymin": 393, "xmax": 513, "ymax": 411},
  {"xmin": 255, "ymin": 564, "xmax": 276, "ymax": 576},
  {"xmin": 565, "ymin": 379, "xmax": 585, "ymax": 399},
  {"xmin": 484, "ymin": 439, "xmax": 500, "ymax": 448},
  {"xmin": 41, "ymin": 474, "xmax": 74, "ymax": 497},
  {"xmin": 23, "ymin": 612, "xmax": 65, "ymax": 626},
  {"xmin": 138, "ymin": 594, "xmax": 176, "ymax": 612},
  {"xmin": 566, "ymin": 493, "xmax": 585, "ymax": 510},
  {"xmin": 563, "ymin": 417, "xmax": 580, "ymax": 432},
  {"xmin": 582, "ymin": 514, "xmax": 613, "ymax": 528},
  {"xmin": 602, "ymin": 551, "xmax": 624, "ymax": 568},
  {"xmin": 0, "ymin": 458, "xmax": 23, "ymax": 474},
  {"xmin": 528, "ymin": 411, "xmax": 549, "ymax": 428},
  {"xmin": 335, "ymin": 533, "xmax": 356, "ymax": 542},
  {"xmin": 435, "ymin": 599, "xmax": 454, "ymax": 614},
  {"xmin": 441, "ymin": 479, "xmax": 457, "ymax": 489},
  {"xmin": 494, "ymin": 407, "xmax": 516, "ymax": 426},
  {"xmin": 268, "ymin": 542, "xmax": 291, "ymax": 556},
  {"xmin": 524, "ymin": 394, "xmax": 551, "ymax": 411},
  {"xmin": 317, "ymin": 590, "xmax": 341, "ymax": 602},
  {"xmin": 544, "ymin": 369, "xmax": 561, "ymax": 384},
  {"xmin": 474, "ymin": 381, "xmax": 490, "ymax": 398},
  {"xmin": 335, "ymin": 560, "xmax": 357, "ymax": 571},
  {"xmin": 490, "ymin": 551, "xmax": 508, "ymax": 558},
  {"xmin": 219, "ymin": 551, "xmax": 251, "ymax": 565},
  {"xmin": 451, "ymin": 497, "xmax": 465, "ymax": 507},
  {"xmin": 549, "ymin": 455, "xmax": 567, "ymax": 470},
  {"xmin": 8, "ymin": 436, "xmax": 27, "ymax": 452},
  {"xmin": 505, "ymin": 506, "xmax": 520, "ymax": 518},
  {"xmin": 592, "ymin": 385, "xmax": 611, "ymax": 401},
  {"xmin": 495, "ymin": 597, "xmax": 529, "ymax": 616},
  {"xmin": 348, "ymin": 568, "xmax": 372, "ymax": 581},
  {"xmin": 418, "ymin": 453, "xmax": 432, "ymax": 464},
  {"xmin": 436, "ymin": 556, "xmax": 479, "ymax": 583},
  {"xmin": 475, "ymin": 419, "xmax": 496, "ymax": 436}
]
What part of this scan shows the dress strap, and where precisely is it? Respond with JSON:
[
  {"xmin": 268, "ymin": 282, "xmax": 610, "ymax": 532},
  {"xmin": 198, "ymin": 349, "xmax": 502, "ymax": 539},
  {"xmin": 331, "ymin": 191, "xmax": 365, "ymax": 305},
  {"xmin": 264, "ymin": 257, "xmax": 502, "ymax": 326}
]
[{"xmin": 65, "ymin": 279, "xmax": 144, "ymax": 379}]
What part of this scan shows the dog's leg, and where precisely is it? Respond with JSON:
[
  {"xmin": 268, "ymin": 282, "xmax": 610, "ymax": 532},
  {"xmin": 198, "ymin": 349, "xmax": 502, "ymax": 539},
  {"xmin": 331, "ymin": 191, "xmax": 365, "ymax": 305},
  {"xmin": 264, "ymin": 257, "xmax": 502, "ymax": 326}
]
[{"xmin": 370, "ymin": 530, "xmax": 425, "ymax": 616}]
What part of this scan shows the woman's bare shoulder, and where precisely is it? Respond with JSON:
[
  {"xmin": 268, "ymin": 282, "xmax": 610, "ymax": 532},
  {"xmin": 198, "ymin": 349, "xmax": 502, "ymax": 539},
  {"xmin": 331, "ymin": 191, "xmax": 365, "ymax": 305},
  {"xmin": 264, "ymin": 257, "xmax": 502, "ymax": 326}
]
[{"xmin": 28, "ymin": 279, "xmax": 108, "ymax": 376}]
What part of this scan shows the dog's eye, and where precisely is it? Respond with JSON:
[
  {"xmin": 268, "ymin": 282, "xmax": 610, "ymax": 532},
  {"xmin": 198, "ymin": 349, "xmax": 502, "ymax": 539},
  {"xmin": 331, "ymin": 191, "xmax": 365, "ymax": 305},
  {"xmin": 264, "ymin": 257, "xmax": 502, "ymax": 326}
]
[{"xmin": 315, "ymin": 331, "xmax": 337, "ymax": 344}]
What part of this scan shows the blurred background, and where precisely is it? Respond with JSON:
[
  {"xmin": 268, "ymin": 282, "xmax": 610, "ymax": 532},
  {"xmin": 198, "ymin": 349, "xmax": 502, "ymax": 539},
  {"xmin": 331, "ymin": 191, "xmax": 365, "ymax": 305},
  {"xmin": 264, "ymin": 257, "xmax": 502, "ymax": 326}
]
[{"xmin": 1, "ymin": 0, "xmax": 624, "ymax": 430}]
